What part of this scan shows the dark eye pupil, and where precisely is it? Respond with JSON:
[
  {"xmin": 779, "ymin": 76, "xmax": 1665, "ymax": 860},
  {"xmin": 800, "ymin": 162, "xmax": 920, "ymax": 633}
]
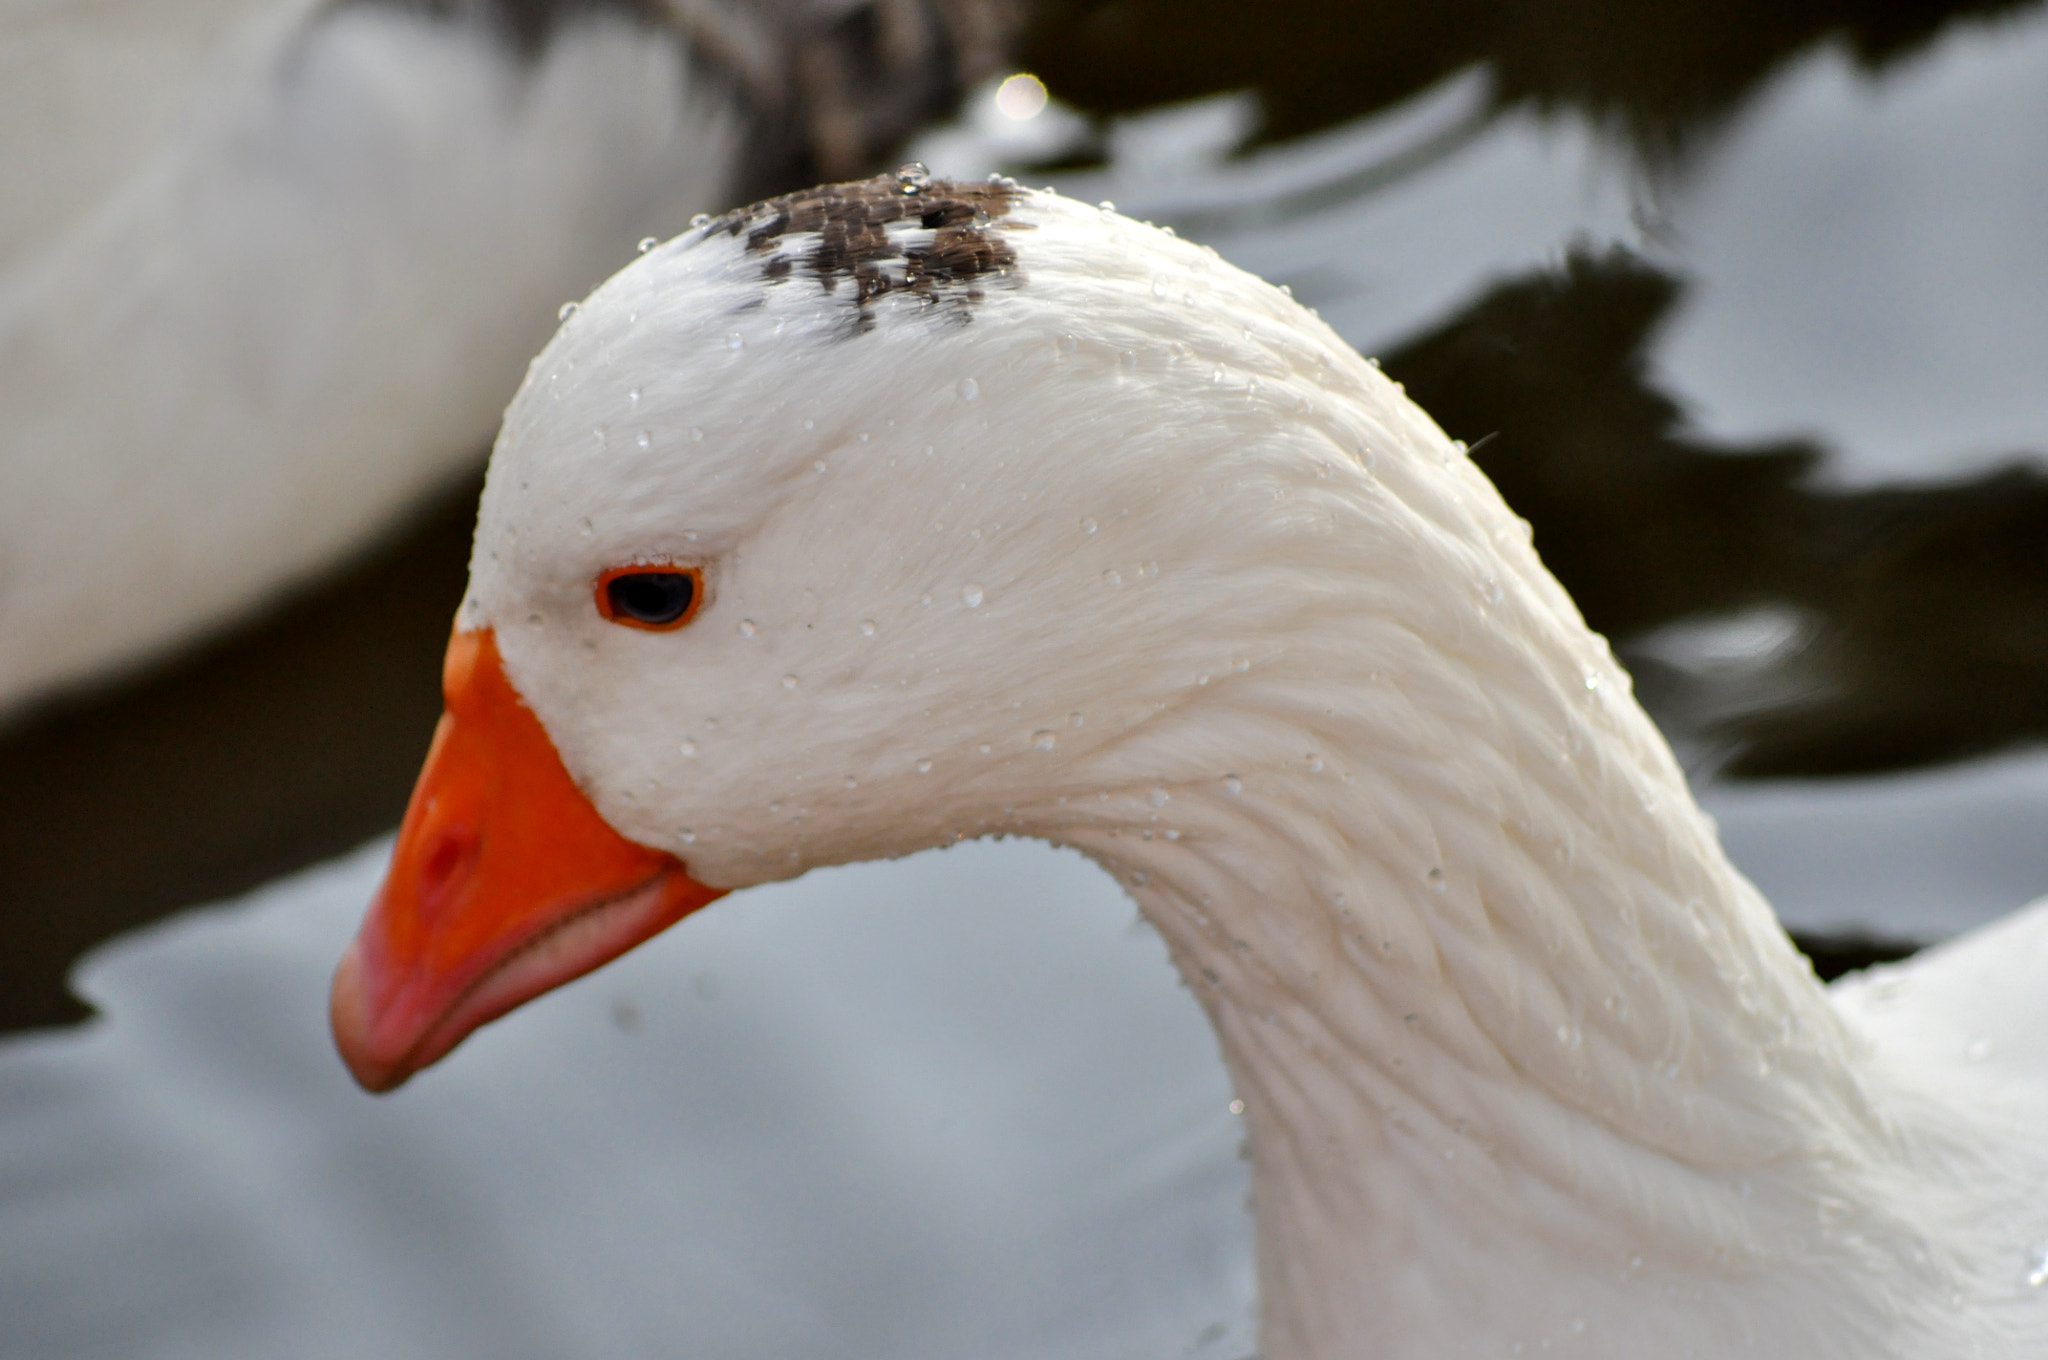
[{"xmin": 608, "ymin": 572, "xmax": 694, "ymax": 625}]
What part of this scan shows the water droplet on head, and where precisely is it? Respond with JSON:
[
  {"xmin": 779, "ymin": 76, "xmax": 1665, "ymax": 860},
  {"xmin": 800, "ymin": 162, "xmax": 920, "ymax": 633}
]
[
  {"xmin": 638, "ymin": 236, "xmax": 659, "ymax": 253},
  {"xmin": 678, "ymin": 828, "xmax": 696, "ymax": 844},
  {"xmin": 1306, "ymin": 754, "xmax": 1324, "ymax": 773},
  {"xmin": 680, "ymin": 738, "xmax": 698, "ymax": 757},
  {"xmin": 844, "ymin": 775, "xmax": 858, "ymax": 789},
  {"xmin": 738, "ymin": 619, "xmax": 757, "ymax": 638},
  {"xmin": 727, "ymin": 332, "xmax": 744, "ymax": 351},
  {"xmin": 1223, "ymin": 774, "xmax": 1243, "ymax": 795},
  {"xmin": 962, "ymin": 583, "xmax": 985, "ymax": 608},
  {"xmin": 780, "ymin": 674, "xmax": 798, "ymax": 690},
  {"xmin": 690, "ymin": 427, "xmax": 704, "ymax": 443},
  {"xmin": 593, "ymin": 424, "xmax": 608, "ymax": 447},
  {"xmin": 1103, "ymin": 569, "xmax": 1123, "ymax": 588},
  {"xmin": 1211, "ymin": 365, "xmax": 1226, "ymax": 383},
  {"xmin": 1057, "ymin": 334, "xmax": 1078, "ymax": 355},
  {"xmin": 1098, "ymin": 199, "xmax": 1117, "ymax": 215},
  {"xmin": 1232, "ymin": 657, "xmax": 1250, "ymax": 673},
  {"xmin": 627, "ymin": 387, "xmax": 641, "ymax": 407},
  {"xmin": 896, "ymin": 161, "xmax": 931, "ymax": 192},
  {"xmin": 1427, "ymin": 867, "xmax": 1447, "ymax": 892},
  {"xmin": 915, "ymin": 758, "xmax": 933, "ymax": 774},
  {"xmin": 558, "ymin": 301, "xmax": 579, "ymax": 321},
  {"xmin": 1152, "ymin": 278, "xmax": 1168, "ymax": 299},
  {"xmin": 1149, "ymin": 786, "xmax": 1171, "ymax": 808},
  {"xmin": 1229, "ymin": 1099, "xmax": 1245, "ymax": 1115},
  {"xmin": 1080, "ymin": 517, "xmax": 1098, "ymax": 535},
  {"xmin": 859, "ymin": 619, "xmax": 877, "ymax": 637},
  {"xmin": 957, "ymin": 377, "xmax": 979, "ymax": 401},
  {"xmin": 1032, "ymin": 730, "xmax": 1057, "ymax": 751},
  {"xmin": 690, "ymin": 212, "xmax": 711, "ymax": 228},
  {"xmin": 814, "ymin": 460, "xmax": 828, "ymax": 474},
  {"xmin": 637, "ymin": 431, "xmax": 652, "ymax": 450}
]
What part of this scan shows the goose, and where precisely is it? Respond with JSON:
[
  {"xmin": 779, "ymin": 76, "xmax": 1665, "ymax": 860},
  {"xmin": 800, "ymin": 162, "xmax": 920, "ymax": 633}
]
[
  {"xmin": 0, "ymin": 0, "xmax": 1009, "ymax": 720},
  {"xmin": 328, "ymin": 171, "xmax": 2048, "ymax": 1359}
]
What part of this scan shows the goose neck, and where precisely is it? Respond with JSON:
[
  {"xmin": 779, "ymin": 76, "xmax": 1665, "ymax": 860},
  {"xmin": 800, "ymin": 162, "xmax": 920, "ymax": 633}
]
[{"xmin": 1040, "ymin": 556, "xmax": 1912, "ymax": 1355}]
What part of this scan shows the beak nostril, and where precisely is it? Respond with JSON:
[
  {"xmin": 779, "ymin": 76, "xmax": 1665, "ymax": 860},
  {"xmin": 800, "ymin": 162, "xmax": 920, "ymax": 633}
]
[{"xmin": 419, "ymin": 827, "xmax": 480, "ymax": 913}]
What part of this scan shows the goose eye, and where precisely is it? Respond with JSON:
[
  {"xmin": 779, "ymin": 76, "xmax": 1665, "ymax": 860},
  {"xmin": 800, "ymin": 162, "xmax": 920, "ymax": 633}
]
[{"xmin": 595, "ymin": 565, "xmax": 702, "ymax": 631}]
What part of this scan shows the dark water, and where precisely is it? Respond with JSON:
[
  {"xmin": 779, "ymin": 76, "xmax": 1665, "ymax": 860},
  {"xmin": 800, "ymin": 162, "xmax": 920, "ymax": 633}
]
[{"xmin": 5, "ymin": 0, "xmax": 2048, "ymax": 1353}]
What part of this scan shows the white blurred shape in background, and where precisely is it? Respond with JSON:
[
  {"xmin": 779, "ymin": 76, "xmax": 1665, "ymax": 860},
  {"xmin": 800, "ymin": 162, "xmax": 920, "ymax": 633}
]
[{"xmin": 0, "ymin": 0, "xmax": 739, "ymax": 719}]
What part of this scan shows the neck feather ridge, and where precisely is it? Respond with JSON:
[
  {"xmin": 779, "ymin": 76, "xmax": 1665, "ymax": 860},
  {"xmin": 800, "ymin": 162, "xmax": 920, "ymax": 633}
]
[{"xmin": 1021, "ymin": 446, "xmax": 1931, "ymax": 1354}]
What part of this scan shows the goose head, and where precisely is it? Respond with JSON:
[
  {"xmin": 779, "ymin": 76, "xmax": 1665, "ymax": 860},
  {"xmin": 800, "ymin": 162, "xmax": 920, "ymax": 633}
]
[
  {"xmin": 332, "ymin": 173, "xmax": 2011, "ymax": 1360},
  {"xmin": 333, "ymin": 171, "xmax": 1462, "ymax": 1086}
]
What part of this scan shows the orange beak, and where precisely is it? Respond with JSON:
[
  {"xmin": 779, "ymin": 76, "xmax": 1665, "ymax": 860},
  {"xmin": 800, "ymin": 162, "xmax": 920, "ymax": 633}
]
[{"xmin": 330, "ymin": 627, "xmax": 725, "ymax": 1091}]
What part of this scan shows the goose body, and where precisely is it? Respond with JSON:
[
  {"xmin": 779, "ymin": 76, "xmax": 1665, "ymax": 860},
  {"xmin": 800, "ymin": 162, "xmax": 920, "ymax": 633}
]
[
  {"xmin": 0, "ymin": 0, "xmax": 1005, "ymax": 719},
  {"xmin": 332, "ymin": 174, "xmax": 2048, "ymax": 1358}
]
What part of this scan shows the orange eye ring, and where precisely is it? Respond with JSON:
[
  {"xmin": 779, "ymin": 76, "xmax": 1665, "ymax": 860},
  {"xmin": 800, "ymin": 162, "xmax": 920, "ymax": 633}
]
[{"xmin": 594, "ymin": 564, "xmax": 704, "ymax": 631}]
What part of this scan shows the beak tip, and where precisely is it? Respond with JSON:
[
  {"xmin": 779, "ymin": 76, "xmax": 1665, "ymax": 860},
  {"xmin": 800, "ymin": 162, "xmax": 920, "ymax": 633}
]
[{"xmin": 330, "ymin": 943, "xmax": 410, "ymax": 1094}]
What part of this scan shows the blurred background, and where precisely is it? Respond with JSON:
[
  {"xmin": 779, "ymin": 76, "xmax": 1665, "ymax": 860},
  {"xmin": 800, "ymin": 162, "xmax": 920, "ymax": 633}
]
[{"xmin": 5, "ymin": 1, "xmax": 2048, "ymax": 1355}]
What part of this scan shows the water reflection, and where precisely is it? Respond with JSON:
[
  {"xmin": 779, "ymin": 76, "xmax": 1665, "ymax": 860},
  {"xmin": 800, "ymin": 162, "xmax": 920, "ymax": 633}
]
[
  {"xmin": 1, "ymin": 839, "xmax": 1255, "ymax": 1360},
  {"xmin": 1022, "ymin": 0, "xmax": 2038, "ymax": 157},
  {"xmin": 1385, "ymin": 246, "xmax": 2048, "ymax": 776}
]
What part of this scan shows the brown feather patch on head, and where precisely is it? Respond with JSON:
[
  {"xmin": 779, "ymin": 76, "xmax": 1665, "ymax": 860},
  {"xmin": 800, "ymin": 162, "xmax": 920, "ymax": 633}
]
[{"xmin": 699, "ymin": 168, "xmax": 1028, "ymax": 332}]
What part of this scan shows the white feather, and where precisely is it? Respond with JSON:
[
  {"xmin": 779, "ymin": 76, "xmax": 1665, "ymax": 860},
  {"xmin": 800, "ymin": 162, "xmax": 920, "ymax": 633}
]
[{"xmin": 465, "ymin": 182, "xmax": 2048, "ymax": 1358}]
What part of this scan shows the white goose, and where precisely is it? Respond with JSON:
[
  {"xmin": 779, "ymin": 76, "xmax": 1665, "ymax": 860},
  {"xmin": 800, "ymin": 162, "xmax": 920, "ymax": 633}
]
[
  {"xmin": 330, "ymin": 172, "xmax": 2048, "ymax": 1359},
  {"xmin": 0, "ymin": 0, "xmax": 1007, "ymax": 719}
]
